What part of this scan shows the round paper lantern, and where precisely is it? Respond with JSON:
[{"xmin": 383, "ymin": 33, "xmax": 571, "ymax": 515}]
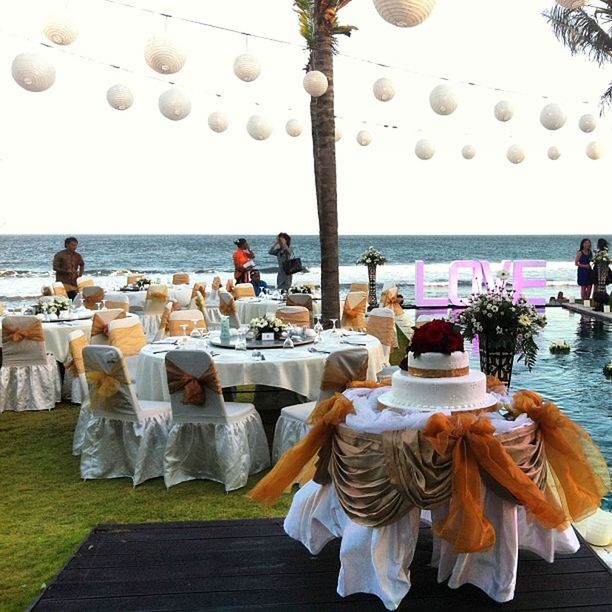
[
  {"xmin": 247, "ymin": 114, "xmax": 273, "ymax": 140},
  {"xmin": 43, "ymin": 12, "xmax": 78, "ymax": 45},
  {"xmin": 144, "ymin": 35, "xmax": 186, "ymax": 74},
  {"xmin": 461, "ymin": 144, "xmax": 476, "ymax": 160},
  {"xmin": 285, "ymin": 119, "xmax": 303, "ymax": 137},
  {"xmin": 494, "ymin": 100, "xmax": 513, "ymax": 122},
  {"xmin": 303, "ymin": 71, "xmax": 328, "ymax": 97},
  {"xmin": 356, "ymin": 130, "xmax": 372, "ymax": 146},
  {"xmin": 506, "ymin": 144, "xmax": 525, "ymax": 164},
  {"xmin": 586, "ymin": 141, "xmax": 604, "ymax": 160},
  {"xmin": 158, "ymin": 88, "xmax": 191, "ymax": 121},
  {"xmin": 579, "ymin": 113, "xmax": 597, "ymax": 133},
  {"xmin": 373, "ymin": 77, "xmax": 395, "ymax": 101},
  {"xmin": 11, "ymin": 53, "xmax": 55, "ymax": 92},
  {"xmin": 415, "ymin": 139, "xmax": 435, "ymax": 160},
  {"xmin": 233, "ymin": 53, "xmax": 261, "ymax": 82},
  {"xmin": 540, "ymin": 103, "xmax": 566, "ymax": 130},
  {"xmin": 208, "ymin": 112, "xmax": 229, "ymax": 133},
  {"xmin": 106, "ymin": 84, "xmax": 133, "ymax": 111},
  {"xmin": 429, "ymin": 84, "xmax": 458, "ymax": 115},
  {"xmin": 335, "ymin": 125, "xmax": 343, "ymax": 142},
  {"xmin": 547, "ymin": 146, "xmax": 561, "ymax": 160},
  {"xmin": 555, "ymin": 0, "xmax": 590, "ymax": 9},
  {"xmin": 373, "ymin": 0, "xmax": 437, "ymax": 27}
]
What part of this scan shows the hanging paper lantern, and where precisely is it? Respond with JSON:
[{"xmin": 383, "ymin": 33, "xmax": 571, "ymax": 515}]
[
  {"xmin": 578, "ymin": 113, "xmax": 597, "ymax": 133},
  {"xmin": 506, "ymin": 144, "xmax": 525, "ymax": 164},
  {"xmin": 208, "ymin": 112, "xmax": 229, "ymax": 133},
  {"xmin": 158, "ymin": 88, "xmax": 191, "ymax": 120},
  {"xmin": 285, "ymin": 119, "xmax": 303, "ymax": 137},
  {"xmin": 540, "ymin": 103, "xmax": 566, "ymax": 130},
  {"xmin": 586, "ymin": 141, "xmax": 604, "ymax": 160},
  {"xmin": 373, "ymin": 0, "xmax": 437, "ymax": 27},
  {"xmin": 303, "ymin": 71, "xmax": 328, "ymax": 97},
  {"xmin": 429, "ymin": 84, "xmax": 458, "ymax": 115},
  {"xmin": 373, "ymin": 77, "xmax": 395, "ymax": 102},
  {"xmin": 144, "ymin": 35, "xmax": 186, "ymax": 74},
  {"xmin": 106, "ymin": 84, "xmax": 133, "ymax": 111},
  {"xmin": 247, "ymin": 115, "xmax": 273, "ymax": 140},
  {"xmin": 555, "ymin": 0, "xmax": 590, "ymax": 9},
  {"xmin": 494, "ymin": 100, "xmax": 513, "ymax": 122},
  {"xmin": 335, "ymin": 125, "xmax": 343, "ymax": 142},
  {"xmin": 43, "ymin": 12, "xmax": 78, "ymax": 45},
  {"xmin": 547, "ymin": 146, "xmax": 561, "ymax": 160},
  {"xmin": 415, "ymin": 139, "xmax": 435, "ymax": 160},
  {"xmin": 233, "ymin": 53, "xmax": 261, "ymax": 82},
  {"xmin": 461, "ymin": 145, "xmax": 476, "ymax": 160},
  {"xmin": 356, "ymin": 130, "xmax": 372, "ymax": 146},
  {"xmin": 11, "ymin": 53, "xmax": 55, "ymax": 92}
]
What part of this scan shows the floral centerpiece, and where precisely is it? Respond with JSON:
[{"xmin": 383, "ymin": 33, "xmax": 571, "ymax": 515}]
[
  {"xmin": 593, "ymin": 249, "xmax": 611, "ymax": 268},
  {"xmin": 289, "ymin": 284, "xmax": 314, "ymax": 294},
  {"xmin": 33, "ymin": 296, "xmax": 70, "ymax": 315},
  {"xmin": 549, "ymin": 340, "xmax": 571, "ymax": 354},
  {"xmin": 356, "ymin": 246, "xmax": 387, "ymax": 267},
  {"xmin": 399, "ymin": 319, "xmax": 464, "ymax": 370},
  {"xmin": 249, "ymin": 314, "xmax": 288, "ymax": 340}
]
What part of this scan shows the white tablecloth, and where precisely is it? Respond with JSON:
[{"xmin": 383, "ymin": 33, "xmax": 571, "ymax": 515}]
[
  {"xmin": 136, "ymin": 330, "xmax": 385, "ymax": 402},
  {"xmin": 122, "ymin": 286, "xmax": 193, "ymax": 311}
]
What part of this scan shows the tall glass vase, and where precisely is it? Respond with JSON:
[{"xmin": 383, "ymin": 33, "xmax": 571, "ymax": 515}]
[
  {"xmin": 593, "ymin": 264, "xmax": 609, "ymax": 311},
  {"xmin": 478, "ymin": 334, "xmax": 516, "ymax": 387},
  {"xmin": 367, "ymin": 264, "xmax": 378, "ymax": 308}
]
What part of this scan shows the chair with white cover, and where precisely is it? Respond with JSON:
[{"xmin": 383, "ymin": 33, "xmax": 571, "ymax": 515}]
[
  {"xmin": 77, "ymin": 277, "xmax": 95, "ymax": 291},
  {"xmin": 276, "ymin": 306, "xmax": 310, "ymax": 328},
  {"xmin": 341, "ymin": 291, "xmax": 367, "ymax": 331},
  {"xmin": 142, "ymin": 284, "xmax": 169, "ymax": 339},
  {"xmin": 208, "ymin": 276, "xmax": 222, "ymax": 304},
  {"xmin": 67, "ymin": 330, "xmax": 91, "ymax": 455},
  {"xmin": 103, "ymin": 292, "xmax": 130, "ymax": 314},
  {"xmin": 90, "ymin": 308, "xmax": 127, "ymax": 345},
  {"xmin": 349, "ymin": 282, "xmax": 368, "ymax": 294},
  {"xmin": 234, "ymin": 283, "xmax": 256, "ymax": 299},
  {"xmin": 126, "ymin": 273, "xmax": 144, "ymax": 285},
  {"xmin": 218, "ymin": 291, "xmax": 241, "ymax": 328},
  {"xmin": 80, "ymin": 345, "xmax": 171, "ymax": 485},
  {"xmin": 163, "ymin": 350, "xmax": 270, "ymax": 490},
  {"xmin": 189, "ymin": 282, "xmax": 207, "ymax": 311},
  {"xmin": 82, "ymin": 286, "xmax": 105, "ymax": 310},
  {"xmin": 52, "ymin": 282, "xmax": 69, "ymax": 297},
  {"xmin": 272, "ymin": 348, "xmax": 369, "ymax": 463},
  {"xmin": 0, "ymin": 316, "xmax": 61, "ymax": 412},
  {"xmin": 108, "ymin": 317, "xmax": 147, "ymax": 382},
  {"xmin": 286, "ymin": 293, "xmax": 314, "ymax": 326},
  {"xmin": 366, "ymin": 307, "xmax": 396, "ymax": 366},
  {"xmin": 153, "ymin": 301, "xmax": 174, "ymax": 342},
  {"xmin": 225, "ymin": 278, "xmax": 235, "ymax": 294},
  {"xmin": 172, "ymin": 272, "xmax": 190, "ymax": 286},
  {"xmin": 168, "ymin": 309, "xmax": 207, "ymax": 337}
]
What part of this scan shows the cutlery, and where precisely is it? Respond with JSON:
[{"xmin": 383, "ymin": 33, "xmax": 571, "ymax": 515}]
[
  {"xmin": 308, "ymin": 347, "xmax": 331, "ymax": 354},
  {"xmin": 340, "ymin": 340, "xmax": 367, "ymax": 346}
]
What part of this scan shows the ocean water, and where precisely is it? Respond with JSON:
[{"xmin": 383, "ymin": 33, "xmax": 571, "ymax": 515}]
[{"xmin": 0, "ymin": 234, "xmax": 593, "ymax": 302}]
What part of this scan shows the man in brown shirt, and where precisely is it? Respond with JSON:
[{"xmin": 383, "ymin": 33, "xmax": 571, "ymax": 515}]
[{"xmin": 53, "ymin": 236, "xmax": 84, "ymax": 299}]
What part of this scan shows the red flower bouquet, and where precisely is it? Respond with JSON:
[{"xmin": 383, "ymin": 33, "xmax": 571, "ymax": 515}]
[{"xmin": 400, "ymin": 320, "xmax": 464, "ymax": 370}]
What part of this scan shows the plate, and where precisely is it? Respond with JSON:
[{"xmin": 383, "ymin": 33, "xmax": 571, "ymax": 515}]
[{"xmin": 209, "ymin": 337, "xmax": 314, "ymax": 350}]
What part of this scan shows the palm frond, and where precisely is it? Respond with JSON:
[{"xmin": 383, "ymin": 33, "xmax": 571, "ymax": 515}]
[
  {"xmin": 293, "ymin": 0, "xmax": 316, "ymax": 49},
  {"xmin": 599, "ymin": 81, "xmax": 612, "ymax": 113},
  {"xmin": 333, "ymin": 24, "xmax": 358, "ymax": 37}
]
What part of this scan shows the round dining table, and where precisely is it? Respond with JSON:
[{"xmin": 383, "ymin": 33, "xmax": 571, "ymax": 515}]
[
  {"xmin": 121, "ymin": 286, "xmax": 193, "ymax": 311},
  {"xmin": 136, "ymin": 330, "xmax": 385, "ymax": 402}
]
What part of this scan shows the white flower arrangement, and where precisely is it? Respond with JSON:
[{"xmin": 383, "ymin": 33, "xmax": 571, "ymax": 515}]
[
  {"xmin": 35, "ymin": 296, "xmax": 70, "ymax": 315},
  {"xmin": 593, "ymin": 249, "xmax": 612, "ymax": 267},
  {"xmin": 249, "ymin": 314, "xmax": 288, "ymax": 339},
  {"xmin": 356, "ymin": 246, "xmax": 387, "ymax": 267},
  {"xmin": 289, "ymin": 284, "xmax": 314, "ymax": 294},
  {"xmin": 549, "ymin": 339, "xmax": 570, "ymax": 354}
]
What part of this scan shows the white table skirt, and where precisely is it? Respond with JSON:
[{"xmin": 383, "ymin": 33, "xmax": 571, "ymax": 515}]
[
  {"xmin": 136, "ymin": 330, "xmax": 385, "ymax": 402},
  {"xmin": 122, "ymin": 287, "xmax": 192, "ymax": 311}
]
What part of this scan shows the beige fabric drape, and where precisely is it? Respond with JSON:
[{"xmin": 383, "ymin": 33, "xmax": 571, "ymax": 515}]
[
  {"xmin": 104, "ymin": 300, "xmax": 129, "ymax": 314},
  {"xmin": 276, "ymin": 307, "xmax": 310, "ymax": 328},
  {"xmin": 319, "ymin": 348, "xmax": 369, "ymax": 395},
  {"xmin": 1, "ymin": 317, "xmax": 47, "ymax": 366},
  {"xmin": 382, "ymin": 287, "xmax": 404, "ymax": 316},
  {"xmin": 166, "ymin": 359, "xmax": 223, "ymax": 405},
  {"xmin": 127, "ymin": 274, "xmax": 144, "ymax": 285},
  {"xmin": 108, "ymin": 324, "xmax": 147, "ymax": 357},
  {"xmin": 83, "ymin": 287, "xmax": 105, "ymax": 310},
  {"xmin": 66, "ymin": 334, "xmax": 88, "ymax": 375},
  {"xmin": 172, "ymin": 273, "xmax": 190, "ymax": 285},
  {"xmin": 234, "ymin": 283, "xmax": 256, "ymax": 299},
  {"xmin": 341, "ymin": 293, "xmax": 367, "ymax": 331},
  {"xmin": 91, "ymin": 310, "xmax": 126, "ymax": 337},
  {"xmin": 366, "ymin": 314, "xmax": 395, "ymax": 348}
]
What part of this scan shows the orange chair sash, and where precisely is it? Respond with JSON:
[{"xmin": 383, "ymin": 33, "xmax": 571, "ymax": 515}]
[
  {"xmin": 2, "ymin": 322, "xmax": 44, "ymax": 344},
  {"xmin": 366, "ymin": 316, "xmax": 395, "ymax": 348},
  {"xmin": 191, "ymin": 283, "xmax": 207, "ymax": 299},
  {"xmin": 343, "ymin": 298, "xmax": 366, "ymax": 319},
  {"xmin": 105, "ymin": 301, "xmax": 129, "ymax": 314},
  {"xmin": 147, "ymin": 289, "xmax": 168, "ymax": 302},
  {"xmin": 66, "ymin": 334, "xmax": 88, "ymax": 375},
  {"xmin": 91, "ymin": 311, "xmax": 126, "ymax": 337},
  {"xmin": 276, "ymin": 310, "xmax": 310, "ymax": 328},
  {"xmin": 109, "ymin": 325, "xmax": 147, "ymax": 357},
  {"xmin": 219, "ymin": 300, "xmax": 237, "ymax": 316},
  {"xmin": 83, "ymin": 289, "xmax": 105, "ymax": 310},
  {"xmin": 225, "ymin": 279, "xmax": 235, "ymax": 293},
  {"xmin": 86, "ymin": 363, "xmax": 128, "ymax": 403},
  {"xmin": 166, "ymin": 360, "xmax": 222, "ymax": 405},
  {"xmin": 383, "ymin": 292, "xmax": 404, "ymax": 316}
]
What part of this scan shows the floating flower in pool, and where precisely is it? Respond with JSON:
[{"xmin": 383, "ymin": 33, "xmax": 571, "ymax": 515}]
[
  {"xmin": 549, "ymin": 340, "xmax": 570, "ymax": 354},
  {"xmin": 603, "ymin": 362, "xmax": 612, "ymax": 377}
]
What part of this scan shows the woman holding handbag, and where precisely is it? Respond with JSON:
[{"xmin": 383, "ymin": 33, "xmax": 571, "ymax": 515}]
[{"xmin": 269, "ymin": 232, "xmax": 296, "ymax": 292}]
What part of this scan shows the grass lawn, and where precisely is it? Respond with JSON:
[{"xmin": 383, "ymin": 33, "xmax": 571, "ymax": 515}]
[{"xmin": 0, "ymin": 329, "xmax": 409, "ymax": 611}]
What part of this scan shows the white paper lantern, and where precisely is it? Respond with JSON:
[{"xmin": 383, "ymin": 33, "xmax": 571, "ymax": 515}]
[
  {"xmin": 429, "ymin": 84, "xmax": 458, "ymax": 115},
  {"xmin": 247, "ymin": 115, "xmax": 273, "ymax": 140},
  {"xmin": 586, "ymin": 141, "xmax": 604, "ymax": 160},
  {"xmin": 540, "ymin": 103, "xmax": 566, "ymax": 130},
  {"xmin": 285, "ymin": 119, "xmax": 303, "ymax": 137},
  {"xmin": 373, "ymin": 77, "xmax": 395, "ymax": 102},
  {"xmin": 547, "ymin": 146, "xmax": 561, "ymax": 160},
  {"xmin": 158, "ymin": 88, "xmax": 191, "ymax": 121},
  {"xmin": 506, "ymin": 144, "xmax": 525, "ymax": 164},
  {"xmin": 11, "ymin": 53, "xmax": 55, "ymax": 92},
  {"xmin": 303, "ymin": 71, "xmax": 328, "ymax": 97},
  {"xmin": 233, "ymin": 53, "xmax": 261, "ymax": 82},
  {"xmin": 356, "ymin": 130, "xmax": 372, "ymax": 146},
  {"xmin": 415, "ymin": 139, "xmax": 435, "ymax": 160},
  {"xmin": 373, "ymin": 0, "xmax": 437, "ymax": 27},
  {"xmin": 494, "ymin": 100, "xmax": 513, "ymax": 122},
  {"xmin": 208, "ymin": 112, "xmax": 229, "ymax": 133},
  {"xmin": 106, "ymin": 84, "xmax": 133, "ymax": 111},
  {"xmin": 555, "ymin": 0, "xmax": 590, "ymax": 9},
  {"xmin": 461, "ymin": 145, "xmax": 476, "ymax": 160},
  {"xmin": 43, "ymin": 12, "xmax": 78, "ymax": 45},
  {"xmin": 579, "ymin": 113, "xmax": 597, "ymax": 133},
  {"xmin": 144, "ymin": 35, "xmax": 186, "ymax": 74},
  {"xmin": 335, "ymin": 125, "xmax": 343, "ymax": 142}
]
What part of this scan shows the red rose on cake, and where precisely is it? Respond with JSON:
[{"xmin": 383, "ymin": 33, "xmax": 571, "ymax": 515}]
[{"xmin": 400, "ymin": 320, "xmax": 464, "ymax": 369}]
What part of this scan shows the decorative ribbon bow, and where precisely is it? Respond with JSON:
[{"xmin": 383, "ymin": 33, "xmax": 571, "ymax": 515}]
[
  {"xmin": 2, "ymin": 324, "xmax": 44, "ymax": 343},
  {"xmin": 219, "ymin": 300, "xmax": 236, "ymax": 316},
  {"xmin": 86, "ymin": 367, "xmax": 128, "ymax": 404},
  {"xmin": 148, "ymin": 290, "xmax": 168, "ymax": 302},
  {"xmin": 83, "ymin": 291, "xmax": 104, "ymax": 310},
  {"xmin": 166, "ymin": 360, "xmax": 222, "ymax": 405},
  {"xmin": 343, "ymin": 300, "xmax": 366, "ymax": 319},
  {"xmin": 91, "ymin": 311, "xmax": 125, "ymax": 337}
]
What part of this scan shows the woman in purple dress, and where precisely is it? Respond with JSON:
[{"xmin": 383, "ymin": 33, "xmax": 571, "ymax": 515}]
[{"xmin": 575, "ymin": 238, "xmax": 593, "ymax": 301}]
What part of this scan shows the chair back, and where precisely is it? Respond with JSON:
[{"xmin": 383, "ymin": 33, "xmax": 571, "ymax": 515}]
[
  {"xmin": 77, "ymin": 277, "xmax": 95, "ymax": 291},
  {"xmin": 144, "ymin": 284, "xmax": 169, "ymax": 316},
  {"xmin": 319, "ymin": 347, "xmax": 369, "ymax": 401},
  {"xmin": 168, "ymin": 309, "xmax": 207, "ymax": 336},
  {"xmin": 285, "ymin": 294, "xmax": 314, "ymax": 325},
  {"xmin": 366, "ymin": 307, "xmax": 395, "ymax": 363},
  {"xmin": 41, "ymin": 285, "xmax": 53, "ymax": 297},
  {"xmin": 1, "ymin": 315, "xmax": 47, "ymax": 366},
  {"xmin": 164, "ymin": 350, "xmax": 227, "ymax": 422},
  {"xmin": 103, "ymin": 292, "xmax": 130, "ymax": 314},
  {"xmin": 91, "ymin": 309, "xmax": 126, "ymax": 344},
  {"xmin": 275, "ymin": 306, "xmax": 310, "ymax": 328},
  {"xmin": 349, "ymin": 282, "xmax": 368, "ymax": 294},
  {"xmin": 234, "ymin": 283, "xmax": 256, "ymax": 299},
  {"xmin": 52, "ymin": 282, "xmax": 68, "ymax": 297},
  {"xmin": 172, "ymin": 272, "xmax": 190, "ymax": 285},
  {"xmin": 83, "ymin": 345, "xmax": 140, "ymax": 418},
  {"xmin": 225, "ymin": 278, "xmax": 235, "ymax": 295},
  {"xmin": 154, "ymin": 301, "xmax": 175, "ymax": 342},
  {"xmin": 82, "ymin": 286, "xmax": 105, "ymax": 310},
  {"xmin": 68, "ymin": 330, "xmax": 89, "ymax": 402},
  {"xmin": 126, "ymin": 273, "xmax": 144, "ymax": 285},
  {"xmin": 189, "ymin": 282, "xmax": 207, "ymax": 311},
  {"xmin": 108, "ymin": 317, "xmax": 147, "ymax": 357},
  {"xmin": 381, "ymin": 285, "xmax": 403, "ymax": 316},
  {"xmin": 218, "ymin": 291, "xmax": 241, "ymax": 328},
  {"xmin": 341, "ymin": 291, "xmax": 367, "ymax": 331}
]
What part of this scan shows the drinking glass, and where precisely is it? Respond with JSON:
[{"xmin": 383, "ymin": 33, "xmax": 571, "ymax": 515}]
[
  {"xmin": 330, "ymin": 318, "xmax": 339, "ymax": 336},
  {"xmin": 235, "ymin": 326, "xmax": 248, "ymax": 351},
  {"xmin": 190, "ymin": 320, "xmax": 201, "ymax": 338},
  {"xmin": 101, "ymin": 299, "xmax": 107, "ymax": 310},
  {"xmin": 179, "ymin": 323, "xmax": 189, "ymax": 347}
]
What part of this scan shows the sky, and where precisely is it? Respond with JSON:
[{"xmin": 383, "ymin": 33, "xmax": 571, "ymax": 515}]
[{"xmin": 0, "ymin": 0, "xmax": 610, "ymax": 235}]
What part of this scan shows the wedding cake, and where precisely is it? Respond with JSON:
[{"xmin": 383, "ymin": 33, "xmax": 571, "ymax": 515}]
[{"xmin": 378, "ymin": 320, "xmax": 497, "ymax": 413}]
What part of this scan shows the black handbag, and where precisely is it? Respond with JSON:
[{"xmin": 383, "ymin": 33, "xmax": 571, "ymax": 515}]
[{"xmin": 283, "ymin": 257, "xmax": 303, "ymax": 275}]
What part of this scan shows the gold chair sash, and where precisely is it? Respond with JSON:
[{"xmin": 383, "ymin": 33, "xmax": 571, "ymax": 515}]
[
  {"xmin": 127, "ymin": 274, "xmax": 144, "ymax": 285},
  {"xmin": 350, "ymin": 283, "xmax": 368, "ymax": 293},
  {"xmin": 159, "ymin": 304, "xmax": 173, "ymax": 333},
  {"xmin": 166, "ymin": 360, "xmax": 222, "ymax": 405},
  {"xmin": 53, "ymin": 284, "xmax": 68, "ymax": 297},
  {"xmin": 104, "ymin": 300, "xmax": 129, "ymax": 314},
  {"xmin": 276, "ymin": 309, "xmax": 310, "ymax": 328},
  {"xmin": 66, "ymin": 334, "xmax": 88, "ymax": 375},
  {"xmin": 382, "ymin": 288, "xmax": 404, "ymax": 316},
  {"xmin": 317, "ymin": 349, "xmax": 369, "ymax": 397},
  {"xmin": 212, "ymin": 276, "xmax": 222, "ymax": 291},
  {"xmin": 191, "ymin": 282, "xmax": 207, "ymax": 300},
  {"xmin": 83, "ymin": 288, "xmax": 105, "ymax": 310},
  {"xmin": 78, "ymin": 278, "xmax": 94, "ymax": 290},
  {"xmin": 172, "ymin": 273, "xmax": 190, "ymax": 285},
  {"xmin": 2, "ymin": 322, "xmax": 44, "ymax": 344},
  {"xmin": 86, "ymin": 362, "xmax": 129, "ymax": 405},
  {"xmin": 286, "ymin": 294, "xmax": 314, "ymax": 311},
  {"xmin": 234, "ymin": 284, "xmax": 256, "ymax": 299},
  {"xmin": 91, "ymin": 310, "xmax": 126, "ymax": 337},
  {"xmin": 342, "ymin": 297, "xmax": 367, "ymax": 330},
  {"xmin": 147, "ymin": 288, "xmax": 168, "ymax": 302},
  {"xmin": 168, "ymin": 319, "xmax": 206, "ymax": 337},
  {"xmin": 226, "ymin": 279, "xmax": 235, "ymax": 293},
  {"xmin": 108, "ymin": 324, "xmax": 147, "ymax": 357},
  {"xmin": 366, "ymin": 316, "xmax": 395, "ymax": 348},
  {"xmin": 219, "ymin": 299, "xmax": 237, "ymax": 316}
]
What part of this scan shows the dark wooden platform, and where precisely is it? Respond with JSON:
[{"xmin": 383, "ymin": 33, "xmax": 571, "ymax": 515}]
[{"xmin": 30, "ymin": 519, "xmax": 612, "ymax": 611}]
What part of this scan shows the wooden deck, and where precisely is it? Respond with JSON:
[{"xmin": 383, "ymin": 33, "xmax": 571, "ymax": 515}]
[{"xmin": 30, "ymin": 519, "xmax": 612, "ymax": 611}]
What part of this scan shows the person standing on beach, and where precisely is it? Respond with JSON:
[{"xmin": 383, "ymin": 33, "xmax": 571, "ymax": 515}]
[
  {"xmin": 53, "ymin": 236, "xmax": 84, "ymax": 299},
  {"xmin": 575, "ymin": 238, "xmax": 593, "ymax": 301},
  {"xmin": 269, "ymin": 232, "xmax": 294, "ymax": 292},
  {"xmin": 232, "ymin": 238, "xmax": 255, "ymax": 284}
]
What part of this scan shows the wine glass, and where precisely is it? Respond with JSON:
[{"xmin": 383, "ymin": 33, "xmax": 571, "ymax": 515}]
[
  {"xmin": 330, "ymin": 318, "xmax": 339, "ymax": 336},
  {"xmin": 101, "ymin": 299, "xmax": 107, "ymax": 310},
  {"xmin": 179, "ymin": 323, "xmax": 189, "ymax": 346},
  {"xmin": 190, "ymin": 320, "xmax": 201, "ymax": 338}
]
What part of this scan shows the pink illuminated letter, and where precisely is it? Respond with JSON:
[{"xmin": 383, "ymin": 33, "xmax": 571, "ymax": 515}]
[
  {"xmin": 480, "ymin": 260, "xmax": 513, "ymax": 290},
  {"xmin": 415, "ymin": 260, "xmax": 447, "ymax": 308},
  {"xmin": 448, "ymin": 260, "xmax": 483, "ymax": 306},
  {"xmin": 512, "ymin": 260, "xmax": 546, "ymax": 306}
]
